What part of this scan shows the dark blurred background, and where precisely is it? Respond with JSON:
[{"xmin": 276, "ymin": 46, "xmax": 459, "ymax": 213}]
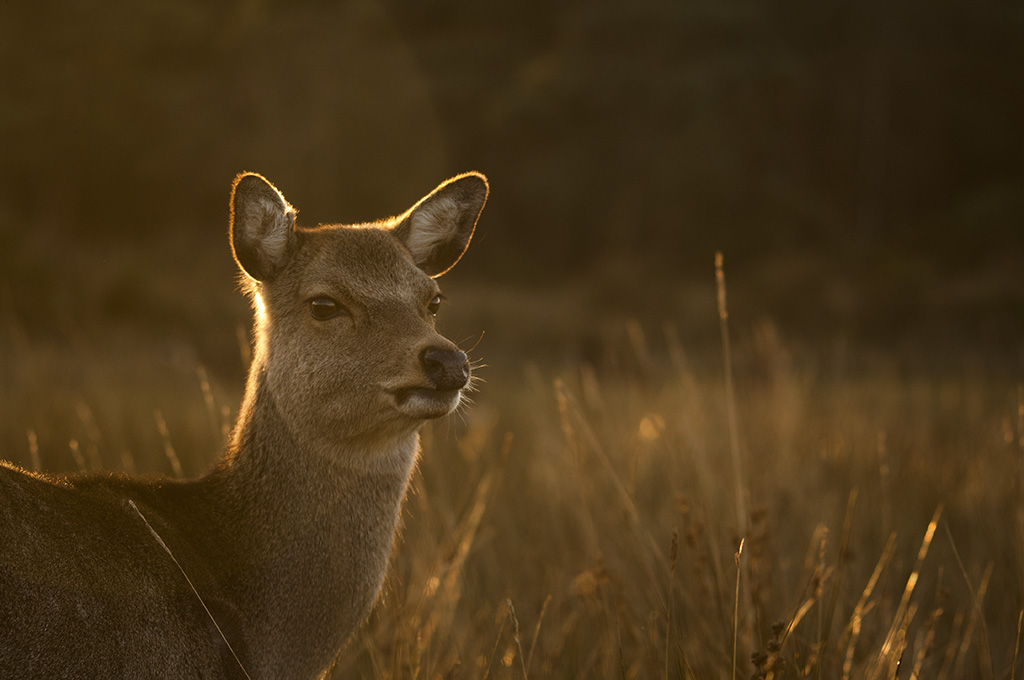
[{"xmin": 1, "ymin": 0, "xmax": 1022, "ymax": 366}]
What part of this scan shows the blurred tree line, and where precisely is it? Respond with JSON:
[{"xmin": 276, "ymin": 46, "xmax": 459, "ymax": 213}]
[{"xmin": 1, "ymin": 0, "xmax": 1022, "ymax": 343}]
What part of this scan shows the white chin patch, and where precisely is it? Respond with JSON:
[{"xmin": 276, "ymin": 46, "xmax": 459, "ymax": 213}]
[{"xmin": 397, "ymin": 389, "xmax": 462, "ymax": 419}]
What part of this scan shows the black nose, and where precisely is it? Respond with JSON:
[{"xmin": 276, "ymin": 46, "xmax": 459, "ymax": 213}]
[{"xmin": 420, "ymin": 348, "xmax": 469, "ymax": 391}]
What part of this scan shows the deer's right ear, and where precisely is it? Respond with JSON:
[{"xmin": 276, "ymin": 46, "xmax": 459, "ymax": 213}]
[{"xmin": 230, "ymin": 173, "xmax": 297, "ymax": 281}]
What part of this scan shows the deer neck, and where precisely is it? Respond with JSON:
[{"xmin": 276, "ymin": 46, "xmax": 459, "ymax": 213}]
[{"xmin": 212, "ymin": 360, "xmax": 418, "ymax": 676}]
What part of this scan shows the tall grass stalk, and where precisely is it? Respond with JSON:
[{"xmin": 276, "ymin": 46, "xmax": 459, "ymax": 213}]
[
  {"xmin": 666, "ymin": 529, "xmax": 678, "ymax": 680},
  {"xmin": 868, "ymin": 506, "xmax": 942, "ymax": 680},
  {"xmin": 715, "ymin": 252, "xmax": 746, "ymax": 536},
  {"xmin": 1012, "ymin": 611, "xmax": 1023, "ymax": 680},
  {"xmin": 842, "ymin": 532, "xmax": 898, "ymax": 680},
  {"xmin": 154, "ymin": 409, "xmax": 184, "ymax": 478},
  {"xmin": 1017, "ymin": 384, "xmax": 1024, "ymax": 596},
  {"xmin": 26, "ymin": 429, "xmax": 40, "ymax": 472},
  {"xmin": 732, "ymin": 537, "xmax": 745, "ymax": 680},
  {"xmin": 195, "ymin": 365, "xmax": 223, "ymax": 444},
  {"xmin": 943, "ymin": 519, "xmax": 995, "ymax": 679},
  {"xmin": 819, "ymin": 490, "xmax": 858, "ymax": 679},
  {"xmin": 526, "ymin": 594, "xmax": 551, "ymax": 676},
  {"xmin": 127, "ymin": 500, "xmax": 252, "ymax": 680},
  {"xmin": 68, "ymin": 438, "xmax": 86, "ymax": 472},
  {"xmin": 507, "ymin": 598, "xmax": 528, "ymax": 680}
]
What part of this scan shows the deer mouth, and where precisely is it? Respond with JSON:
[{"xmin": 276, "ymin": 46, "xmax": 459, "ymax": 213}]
[{"xmin": 394, "ymin": 386, "xmax": 462, "ymax": 418}]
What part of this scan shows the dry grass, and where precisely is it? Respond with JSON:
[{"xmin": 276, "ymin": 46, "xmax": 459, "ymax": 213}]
[
  {"xmin": 344, "ymin": 345, "xmax": 1021, "ymax": 679},
  {"xmin": 1, "ymin": 279, "xmax": 1022, "ymax": 679}
]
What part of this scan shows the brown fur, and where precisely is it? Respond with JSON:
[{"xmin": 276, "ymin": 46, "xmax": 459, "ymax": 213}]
[{"xmin": 0, "ymin": 171, "xmax": 489, "ymax": 678}]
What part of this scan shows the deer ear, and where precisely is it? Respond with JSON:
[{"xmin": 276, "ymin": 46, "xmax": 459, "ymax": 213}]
[
  {"xmin": 393, "ymin": 172, "xmax": 488, "ymax": 278},
  {"xmin": 230, "ymin": 173, "xmax": 297, "ymax": 281}
]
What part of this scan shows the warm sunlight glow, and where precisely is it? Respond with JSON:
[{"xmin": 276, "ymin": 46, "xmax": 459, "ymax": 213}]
[
  {"xmin": 253, "ymin": 290, "xmax": 267, "ymax": 325},
  {"xmin": 638, "ymin": 414, "xmax": 664, "ymax": 441}
]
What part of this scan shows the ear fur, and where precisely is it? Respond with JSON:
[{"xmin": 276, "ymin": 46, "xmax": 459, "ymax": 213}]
[
  {"xmin": 393, "ymin": 172, "xmax": 488, "ymax": 278},
  {"xmin": 230, "ymin": 173, "xmax": 297, "ymax": 281}
]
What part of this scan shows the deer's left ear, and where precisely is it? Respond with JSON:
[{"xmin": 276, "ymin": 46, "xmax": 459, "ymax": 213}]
[{"xmin": 393, "ymin": 172, "xmax": 488, "ymax": 278}]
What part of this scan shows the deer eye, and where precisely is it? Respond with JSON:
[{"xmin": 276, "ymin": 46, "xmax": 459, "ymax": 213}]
[
  {"xmin": 309, "ymin": 296, "xmax": 345, "ymax": 321},
  {"xmin": 427, "ymin": 295, "xmax": 443, "ymax": 316}
]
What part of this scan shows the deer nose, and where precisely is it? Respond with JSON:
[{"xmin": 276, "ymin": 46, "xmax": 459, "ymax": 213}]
[{"xmin": 420, "ymin": 348, "xmax": 469, "ymax": 391}]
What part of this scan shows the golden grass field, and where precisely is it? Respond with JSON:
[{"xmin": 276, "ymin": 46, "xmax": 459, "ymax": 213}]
[
  {"xmin": 1, "ymin": 256, "xmax": 1021, "ymax": 679},
  {"xmin": 2, "ymin": 1, "xmax": 1022, "ymax": 676}
]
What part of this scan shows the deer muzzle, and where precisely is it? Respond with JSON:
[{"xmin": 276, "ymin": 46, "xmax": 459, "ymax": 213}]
[{"xmin": 420, "ymin": 348, "xmax": 470, "ymax": 392}]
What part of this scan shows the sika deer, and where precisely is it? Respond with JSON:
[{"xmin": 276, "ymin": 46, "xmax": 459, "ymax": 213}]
[{"xmin": 0, "ymin": 170, "xmax": 488, "ymax": 678}]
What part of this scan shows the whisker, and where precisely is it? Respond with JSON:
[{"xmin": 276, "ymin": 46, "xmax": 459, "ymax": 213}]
[{"xmin": 461, "ymin": 330, "xmax": 486, "ymax": 353}]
